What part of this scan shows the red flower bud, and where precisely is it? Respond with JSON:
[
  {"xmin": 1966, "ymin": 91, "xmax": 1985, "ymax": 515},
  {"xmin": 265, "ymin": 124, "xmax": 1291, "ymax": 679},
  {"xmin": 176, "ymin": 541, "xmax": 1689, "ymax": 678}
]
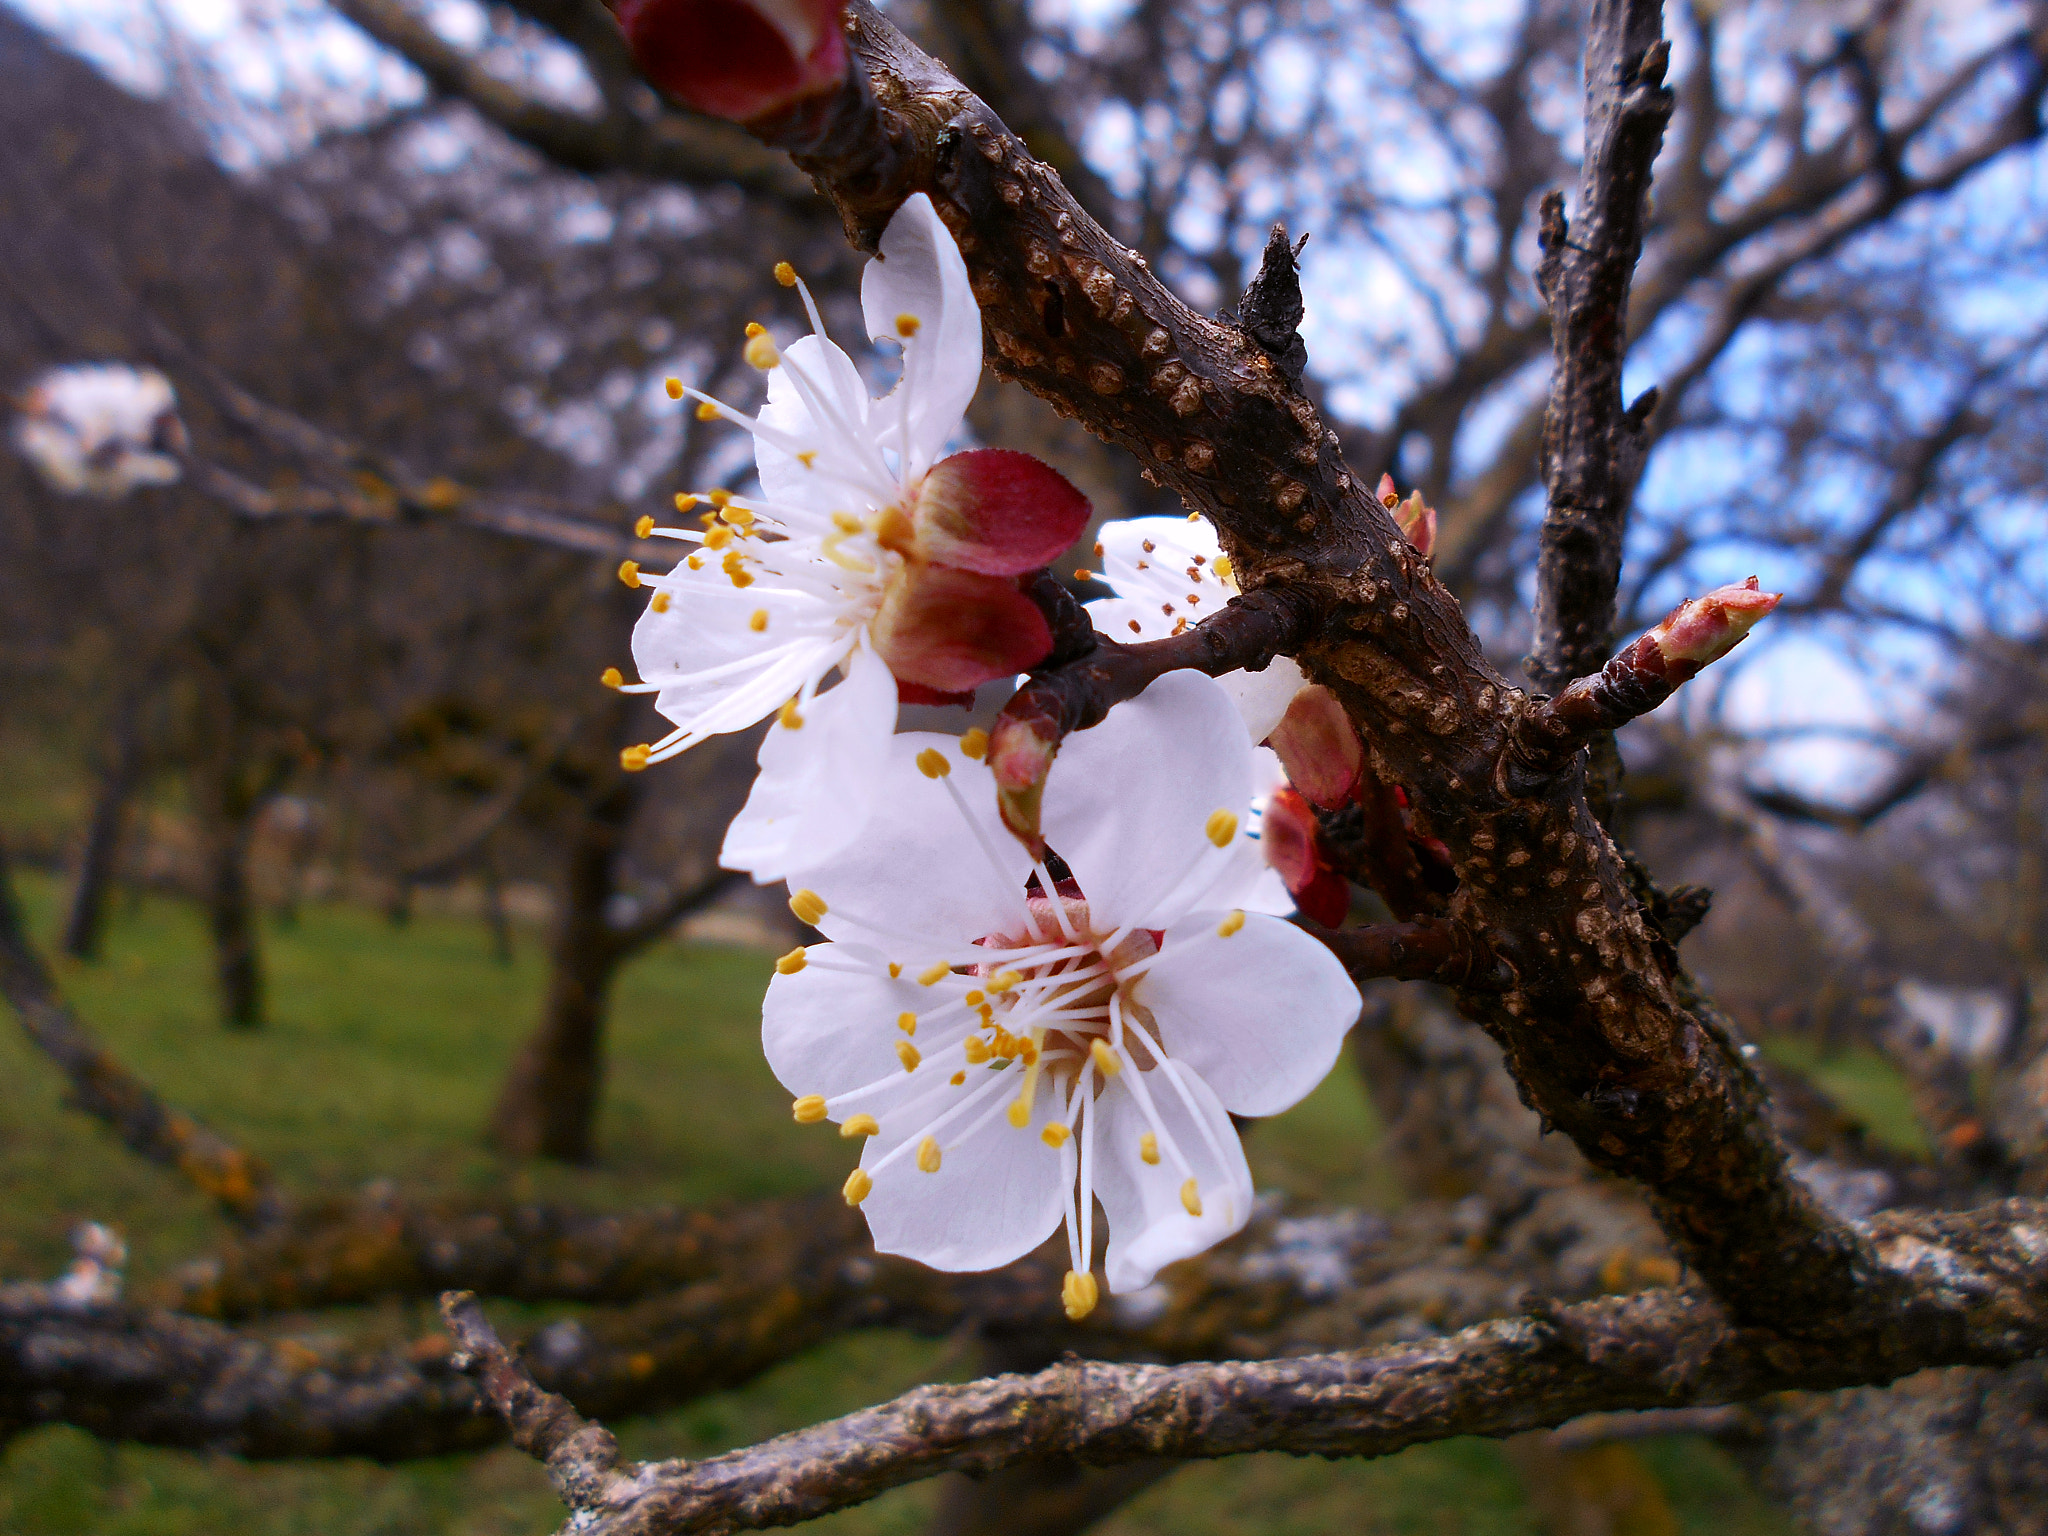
[
  {"xmin": 610, "ymin": 0, "xmax": 846, "ymax": 122},
  {"xmin": 1637, "ymin": 575, "xmax": 1782, "ymax": 682},
  {"xmin": 1260, "ymin": 786, "xmax": 1350, "ymax": 927}
]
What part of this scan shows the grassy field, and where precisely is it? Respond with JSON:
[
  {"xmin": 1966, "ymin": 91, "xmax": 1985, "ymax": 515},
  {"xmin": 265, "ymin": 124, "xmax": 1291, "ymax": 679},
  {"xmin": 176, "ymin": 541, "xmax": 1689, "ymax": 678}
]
[{"xmin": 0, "ymin": 870, "xmax": 1800, "ymax": 1536}]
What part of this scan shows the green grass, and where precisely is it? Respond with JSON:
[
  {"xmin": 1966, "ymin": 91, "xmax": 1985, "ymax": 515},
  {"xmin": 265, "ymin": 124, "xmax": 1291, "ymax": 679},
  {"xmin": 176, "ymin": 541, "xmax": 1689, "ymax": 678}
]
[
  {"xmin": 0, "ymin": 870, "xmax": 1792, "ymax": 1536},
  {"xmin": 1757, "ymin": 1035, "xmax": 1933, "ymax": 1158}
]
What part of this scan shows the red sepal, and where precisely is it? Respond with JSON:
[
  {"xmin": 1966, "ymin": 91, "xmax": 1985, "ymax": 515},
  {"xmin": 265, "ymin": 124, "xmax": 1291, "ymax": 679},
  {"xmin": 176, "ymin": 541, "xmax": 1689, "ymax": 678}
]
[
  {"xmin": 913, "ymin": 449, "xmax": 1092, "ymax": 576},
  {"xmin": 871, "ymin": 564, "xmax": 1051, "ymax": 694},
  {"xmin": 612, "ymin": 0, "xmax": 846, "ymax": 123}
]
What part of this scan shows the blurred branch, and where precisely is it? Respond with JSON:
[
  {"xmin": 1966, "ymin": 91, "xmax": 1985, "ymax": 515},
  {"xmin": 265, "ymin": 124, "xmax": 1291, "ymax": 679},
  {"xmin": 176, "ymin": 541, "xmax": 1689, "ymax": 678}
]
[
  {"xmin": 325, "ymin": 0, "xmax": 815, "ymax": 207},
  {"xmin": 0, "ymin": 840, "xmax": 287, "ymax": 1229},
  {"xmin": 1526, "ymin": 0, "xmax": 1672, "ymax": 693}
]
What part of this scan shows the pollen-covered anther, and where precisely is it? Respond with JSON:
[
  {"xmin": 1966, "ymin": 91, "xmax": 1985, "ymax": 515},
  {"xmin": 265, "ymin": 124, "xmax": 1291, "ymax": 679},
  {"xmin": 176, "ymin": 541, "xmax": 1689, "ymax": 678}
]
[
  {"xmin": 600, "ymin": 667, "xmax": 624, "ymax": 690},
  {"xmin": 1061, "ymin": 1269, "xmax": 1099, "ymax": 1321},
  {"xmin": 792, "ymin": 1094, "xmax": 827, "ymax": 1124},
  {"xmin": 695, "ymin": 401, "xmax": 718, "ymax": 420},
  {"xmin": 651, "ymin": 591, "xmax": 672, "ymax": 614},
  {"xmin": 963, "ymin": 1036, "xmax": 991, "ymax": 1064},
  {"xmin": 664, "ymin": 377, "xmax": 683, "ymax": 399},
  {"xmin": 916, "ymin": 748, "xmax": 951, "ymax": 779},
  {"xmin": 1041, "ymin": 1123, "xmax": 1071, "ymax": 1148},
  {"xmin": 788, "ymin": 889, "xmax": 828, "ymax": 925},
  {"xmin": 749, "ymin": 609, "xmax": 768, "ymax": 632},
  {"xmin": 776, "ymin": 946, "xmax": 807, "ymax": 975},
  {"xmin": 950, "ymin": 1070, "xmax": 966, "ymax": 1085},
  {"xmin": 1217, "ymin": 909, "xmax": 1246, "ymax": 938},
  {"xmin": 1205, "ymin": 808, "xmax": 1239, "ymax": 847},
  {"xmin": 634, "ymin": 514, "xmax": 654, "ymax": 539},
  {"xmin": 895, "ymin": 313, "xmax": 921, "ymax": 337},
  {"xmin": 620, "ymin": 744, "xmax": 652, "ymax": 773},
  {"xmin": 703, "ymin": 524, "xmax": 732, "ymax": 550},
  {"xmin": 986, "ymin": 969, "xmax": 1023, "ymax": 993},
  {"xmin": 843, "ymin": 1169, "xmax": 872, "ymax": 1205},
  {"xmin": 778, "ymin": 698, "xmax": 804, "ymax": 730},
  {"xmin": 897, "ymin": 1040, "xmax": 922, "ymax": 1073},
  {"xmin": 774, "ymin": 261, "xmax": 797, "ymax": 287},
  {"xmin": 960, "ymin": 728, "xmax": 989, "ymax": 760},
  {"xmin": 917, "ymin": 1136, "xmax": 942, "ymax": 1173},
  {"xmin": 1180, "ymin": 1179, "xmax": 1203, "ymax": 1217},
  {"xmin": 618, "ymin": 560, "xmax": 642, "ymax": 588},
  {"xmin": 745, "ymin": 332, "xmax": 780, "ymax": 370},
  {"xmin": 722, "ymin": 503, "xmax": 756, "ymax": 527},
  {"xmin": 1090, "ymin": 1039, "xmax": 1121, "ymax": 1077},
  {"xmin": 897, "ymin": 1011, "xmax": 917, "ymax": 1035},
  {"xmin": 918, "ymin": 962, "xmax": 950, "ymax": 986},
  {"xmin": 1006, "ymin": 1098, "xmax": 1031, "ymax": 1128},
  {"xmin": 841, "ymin": 1113, "xmax": 879, "ymax": 1138},
  {"xmin": 1140, "ymin": 1132, "xmax": 1160, "ymax": 1165}
]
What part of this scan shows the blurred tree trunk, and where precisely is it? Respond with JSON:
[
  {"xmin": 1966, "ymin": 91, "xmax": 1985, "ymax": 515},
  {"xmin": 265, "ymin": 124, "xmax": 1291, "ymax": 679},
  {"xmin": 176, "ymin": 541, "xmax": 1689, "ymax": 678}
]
[
  {"xmin": 198, "ymin": 778, "xmax": 268, "ymax": 1032},
  {"xmin": 488, "ymin": 759, "xmax": 637, "ymax": 1163},
  {"xmin": 62, "ymin": 716, "xmax": 145, "ymax": 961}
]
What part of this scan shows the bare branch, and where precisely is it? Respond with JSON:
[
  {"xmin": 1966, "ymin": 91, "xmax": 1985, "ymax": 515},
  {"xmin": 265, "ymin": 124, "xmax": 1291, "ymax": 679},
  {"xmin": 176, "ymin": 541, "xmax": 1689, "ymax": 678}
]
[{"xmin": 443, "ymin": 1291, "xmax": 621, "ymax": 1508}]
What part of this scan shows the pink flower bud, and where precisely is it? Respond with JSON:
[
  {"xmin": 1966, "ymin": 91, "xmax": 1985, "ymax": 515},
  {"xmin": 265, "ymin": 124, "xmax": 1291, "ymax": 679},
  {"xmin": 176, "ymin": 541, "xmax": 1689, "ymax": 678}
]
[
  {"xmin": 1638, "ymin": 576, "xmax": 1782, "ymax": 681},
  {"xmin": 988, "ymin": 714, "xmax": 1060, "ymax": 854},
  {"xmin": 1260, "ymin": 786, "xmax": 1350, "ymax": 927},
  {"xmin": 1265, "ymin": 684, "xmax": 1362, "ymax": 810},
  {"xmin": 1395, "ymin": 489, "xmax": 1436, "ymax": 561},
  {"xmin": 1375, "ymin": 472, "xmax": 1399, "ymax": 509},
  {"xmin": 610, "ymin": 0, "xmax": 847, "ymax": 123}
]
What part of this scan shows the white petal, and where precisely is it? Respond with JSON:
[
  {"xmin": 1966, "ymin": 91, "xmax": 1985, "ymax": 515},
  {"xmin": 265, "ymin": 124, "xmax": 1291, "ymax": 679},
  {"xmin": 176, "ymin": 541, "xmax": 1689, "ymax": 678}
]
[
  {"xmin": 755, "ymin": 334, "xmax": 882, "ymax": 513},
  {"xmin": 860, "ymin": 1062, "xmax": 1068, "ymax": 1271},
  {"xmin": 1217, "ymin": 656, "xmax": 1306, "ymax": 744},
  {"xmin": 1039, "ymin": 670, "xmax": 1251, "ymax": 929},
  {"xmin": 1135, "ymin": 912, "xmax": 1360, "ymax": 1116},
  {"xmin": 720, "ymin": 640, "xmax": 899, "ymax": 882},
  {"xmin": 1097, "ymin": 516, "xmax": 1222, "ymax": 589},
  {"xmin": 863, "ymin": 193, "xmax": 981, "ymax": 481},
  {"xmin": 804, "ymin": 733, "xmax": 1036, "ymax": 950},
  {"xmin": 761, "ymin": 941, "xmax": 960, "ymax": 1103},
  {"xmin": 1085, "ymin": 595, "xmax": 1172, "ymax": 644},
  {"xmin": 1092, "ymin": 1063, "xmax": 1253, "ymax": 1293}
]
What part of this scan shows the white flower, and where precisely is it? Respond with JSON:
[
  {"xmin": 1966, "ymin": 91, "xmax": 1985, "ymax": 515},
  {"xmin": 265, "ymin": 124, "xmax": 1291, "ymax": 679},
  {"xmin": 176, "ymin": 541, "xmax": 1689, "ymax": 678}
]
[
  {"xmin": 621, "ymin": 194, "xmax": 1088, "ymax": 883},
  {"xmin": 1087, "ymin": 515, "xmax": 1306, "ymax": 742},
  {"xmin": 12, "ymin": 364, "xmax": 184, "ymax": 498},
  {"xmin": 761, "ymin": 672, "xmax": 1360, "ymax": 1312}
]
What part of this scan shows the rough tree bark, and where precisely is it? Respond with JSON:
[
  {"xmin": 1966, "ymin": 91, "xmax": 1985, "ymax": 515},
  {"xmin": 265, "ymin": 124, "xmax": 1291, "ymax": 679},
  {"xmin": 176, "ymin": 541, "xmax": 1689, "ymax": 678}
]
[{"xmin": 61, "ymin": 710, "xmax": 147, "ymax": 962}]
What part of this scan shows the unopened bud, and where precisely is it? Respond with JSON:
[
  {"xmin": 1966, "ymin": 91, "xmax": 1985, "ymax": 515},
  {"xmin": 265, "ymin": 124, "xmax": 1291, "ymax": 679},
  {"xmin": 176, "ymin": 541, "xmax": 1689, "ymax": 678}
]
[
  {"xmin": 612, "ymin": 0, "xmax": 848, "ymax": 123},
  {"xmin": 1641, "ymin": 576, "xmax": 1782, "ymax": 679}
]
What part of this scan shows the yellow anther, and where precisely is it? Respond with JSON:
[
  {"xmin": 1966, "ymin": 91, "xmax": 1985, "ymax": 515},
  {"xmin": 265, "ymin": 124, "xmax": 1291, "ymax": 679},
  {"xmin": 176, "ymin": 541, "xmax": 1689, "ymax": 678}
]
[
  {"xmin": 963, "ymin": 1036, "xmax": 991, "ymax": 1064},
  {"xmin": 600, "ymin": 666, "xmax": 624, "ymax": 690},
  {"xmin": 664, "ymin": 377, "xmax": 683, "ymax": 399},
  {"xmin": 1062, "ymin": 1269, "xmax": 1099, "ymax": 1321},
  {"xmin": 1007, "ymin": 1098, "xmax": 1031, "ymax": 1128},
  {"xmin": 709, "ymin": 489, "xmax": 731, "ymax": 507},
  {"xmin": 749, "ymin": 609, "xmax": 768, "ymax": 632},
  {"xmin": 774, "ymin": 260, "xmax": 797, "ymax": 287},
  {"xmin": 1186, "ymin": 510, "xmax": 1200, "ymax": 521},
  {"xmin": 792, "ymin": 1094, "xmax": 827, "ymax": 1124},
  {"xmin": 888, "ymin": 962, "xmax": 902, "ymax": 978},
  {"xmin": 620, "ymin": 744, "xmax": 652, "ymax": 772},
  {"xmin": 704, "ymin": 524, "xmax": 732, "ymax": 550},
  {"xmin": 634, "ymin": 514, "xmax": 654, "ymax": 539},
  {"xmin": 797, "ymin": 450, "xmax": 817, "ymax": 467},
  {"xmin": 1020, "ymin": 1039, "xmax": 1039, "ymax": 1065},
  {"xmin": 842, "ymin": 1168, "xmax": 872, "ymax": 1205},
  {"xmin": 1140, "ymin": 1132, "xmax": 1160, "ymax": 1165},
  {"xmin": 675, "ymin": 493, "xmax": 698, "ymax": 511},
  {"xmin": 895, "ymin": 313, "xmax": 921, "ymax": 337},
  {"xmin": 964, "ymin": 990, "xmax": 985, "ymax": 1007},
  {"xmin": 831, "ymin": 511, "xmax": 863, "ymax": 534},
  {"xmin": 745, "ymin": 332, "xmax": 780, "ymax": 370},
  {"xmin": 728, "ymin": 567, "xmax": 755, "ymax": 589},
  {"xmin": 1205, "ymin": 808, "xmax": 1239, "ymax": 847},
  {"xmin": 696, "ymin": 400, "xmax": 719, "ymax": 420},
  {"xmin": 1213, "ymin": 556, "xmax": 1233, "ymax": 581},
  {"xmin": 686, "ymin": 555, "xmax": 703, "ymax": 570},
  {"xmin": 776, "ymin": 946, "xmax": 807, "ymax": 975},
  {"xmin": 618, "ymin": 559, "xmax": 642, "ymax": 588},
  {"xmin": 788, "ymin": 889, "xmax": 828, "ymax": 925},
  {"xmin": 745, "ymin": 321, "xmax": 766, "ymax": 337},
  {"xmin": 841, "ymin": 1113, "xmax": 879, "ymax": 1138},
  {"xmin": 916, "ymin": 748, "xmax": 951, "ymax": 779},
  {"xmin": 1217, "ymin": 909, "xmax": 1246, "ymax": 938},
  {"xmin": 897, "ymin": 1040, "xmax": 921, "ymax": 1073},
  {"xmin": 1180, "ymin": 1179, "xmax": 1203, "ymax": 1217},
  {"xmin": 950, "ymin": 1070, "xmax": 966, "ymax": 1085},
  {"xmin": 897, "ymin": 1012, "xmax": 917, "ymax": 1035},
  {"xmin": 722, "ymin": 503, "xmax": 756, "ymax": 526},
  {"xmin": 959, "ymin": 728, "xmax": 989, "ymax": 760},
  {"xmin": 820, "ymin": 531, "xmax": 875, "ymax": 573},
  {"xmin": 916, "ymin": 1135, "xmax": 942, "ymax": 1172},
  {"xmin": 918, "ymin": 961, "xmax": 950, "ymax": 986},
  {"xmin": 1090, "ymin": 1039, "xmax": 1121, "ymax": 1077},
  {"xmin": 779, "ymin": 697, "xmax": 804, "ymax": 729},
  {"xmin": 1041, "ymin": 1122, "xmax": 1071, "ymax": 1148},
  {"xmin": 987, "ymin": 969, "xmax": 1023, "ymax": 993},
  {"xmin": 651, "ymin": 591, "xmax": 672, "ymax": 614}
]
